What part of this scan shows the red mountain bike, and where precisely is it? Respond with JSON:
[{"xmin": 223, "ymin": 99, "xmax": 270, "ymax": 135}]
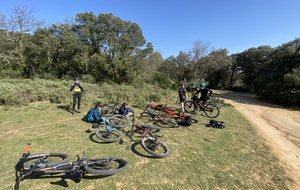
[{"xmin": 145, "ymin": 102, "xmax": 199, "ymax": 123}]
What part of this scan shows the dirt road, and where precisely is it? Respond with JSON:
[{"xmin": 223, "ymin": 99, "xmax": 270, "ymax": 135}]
[{"xmin": 218, "ymin": 91, "xmax": 300, "ymax": 188}]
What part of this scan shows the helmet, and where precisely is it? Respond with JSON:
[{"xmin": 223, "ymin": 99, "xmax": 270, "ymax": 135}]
[
  {"xmin": 96, "ymin": 102, "xmax": 103, "ymax": 108},
  {"xmin": 200, "ymin": 83, "xmax": 206, "ymax": 87},
  {"xmin": 74, "ymin": 77, "xmax": 79, "ymax": 81}
]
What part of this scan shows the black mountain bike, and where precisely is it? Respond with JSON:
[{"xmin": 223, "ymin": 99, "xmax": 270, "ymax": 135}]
[
  {"xmin": 100, "ymin": 102, "xmax": 121, "ymax": 117},
  {"xmin": 184, "ymin": 100, "xmax": 220, "ymax": 118},
  {"xmin": 14, "ymin": 144, "xmax": 129, "ymax": 190}
]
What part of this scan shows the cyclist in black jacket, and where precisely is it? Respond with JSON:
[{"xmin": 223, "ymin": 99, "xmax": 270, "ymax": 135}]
[
  {"xmin": 70, "ymin": 77, "xmax": 84, "ymax": 115},
  {"xmin": 178, "ymin": 83, "xmax": 188, "ymax": 114},
  {"xmin": 198, "ymin": 82, "xmax": 213, "ymax": 106}
]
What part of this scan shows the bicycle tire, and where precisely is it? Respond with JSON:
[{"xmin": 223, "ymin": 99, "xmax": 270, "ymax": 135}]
[
  {"xmin": 101, "ymin": 106, "xmax": 115, "ymax": 117},
  {"xmin": 184, "ymin": 100, "xmax": 196, "ymax": 113},
  {"xmin": 190, "ymin": 117, "xmax": 199, "ymax": 123},
  {"xmin": 84, "ymin": 157, "xmax": 129, "ymax": 176},
  {"xmin": 204, "ymin": 104, "xmax": 220, "ymax": 118},
  {"xmin": 23, "ymin": 153, "xmax": 70, "ymax": 169},
  {"xmin": 141, "ymin": 137, "xmax": 170, "ymax": 158},
  {"xmin": 95, "ymin": 127, "xmax": 122, "ymax": 143},
  {"xmin": 158, "ymin": 116, "xmax": 179, "ymax": 128},
  {"xmin": 109, "ymin": 114, "xmax": 129, "ymax": 128},
  {"xmin": 141, "ymin": 125, "xmax": 162, "ymax": 133}
]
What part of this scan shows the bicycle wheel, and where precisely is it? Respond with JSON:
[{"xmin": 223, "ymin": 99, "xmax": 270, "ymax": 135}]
[
  {"xmin": 95, "ymin": 127, "xmax": 122, "ymax": 143},
  {"xmin": 141, "ymin": 137, "xmax": 170, "ymax": 158},
  {"xmin": 109, "ymin": 114, "xmax": 129, "ymax": 128},
  {"xmin": 23, "ymin": 153, "xmax": 69, "ymax": 169},
  {"xmin": 84, "ymin": 157, "xmax": 129, "ymax": 176},
  {"xmin": 101, "ymin": 106, "xmax": 115, "ymax": 117},
  {"xmin": 204, "ymin": 104, "xmax": 220, "ymax": 118},
  {"xmin": 184, "ymin": 100, "xmax": 195, "ymax": 113},
  {"xmin": 141, "ymin": 125, "xmax": 162, "ymax": 133},
  {"xmin": 158, "ymin": 116, "xmax": 179, "ymax": 128}
]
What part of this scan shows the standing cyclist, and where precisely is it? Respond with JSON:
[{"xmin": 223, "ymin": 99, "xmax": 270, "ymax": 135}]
[
  {"xmin": 198, "ymin": 82, "xmax": 213, "ymax": 110},
  {"xmin": 178, "ymin": 83, "xmax": 188, "ymax": 114},
  {"xmin": 191, "ymin": 82, "xmax": 200, "ymax": 113},
  {"xmin": 70, "ymin": 77, "xmax": 84, "ymax": 115}
]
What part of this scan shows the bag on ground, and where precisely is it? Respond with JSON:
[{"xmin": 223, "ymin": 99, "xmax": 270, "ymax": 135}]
[{"xmin": 180, "ymin": 116, "xmax": 192, "ymax": 126}]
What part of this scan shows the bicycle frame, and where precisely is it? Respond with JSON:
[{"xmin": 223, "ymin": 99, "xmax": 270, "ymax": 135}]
[
  {"xmin": 147, "ymin": 102, "xmax": 198, "ymax": 122},
  {"xmin": 101, "ymin": 117, "xmax": 118, "ymax": 133},
  {"xmin": 129, "ymin": 117, "xmax": 160, "ymax": 140},
  {"xmin": 141, "ymin": 105, "xmax": 179, "ymax": 127},
  {"xmin": 127, "ymin": 115, "xmax": 170, "ymax": 158}
]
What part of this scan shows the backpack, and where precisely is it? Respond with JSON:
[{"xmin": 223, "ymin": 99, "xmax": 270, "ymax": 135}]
[
  {"xmin": 180, "ymin": 116, "xmax": 192, "ymax": 126},
  {"xmin": 207, "ymin": 119, "xmax": 225, "ymax": 129}
]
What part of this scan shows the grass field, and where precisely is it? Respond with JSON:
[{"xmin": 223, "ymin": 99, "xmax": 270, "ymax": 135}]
[{"xmin": 0, "ymin": 97, "xmax": 294, "ymax": 190}]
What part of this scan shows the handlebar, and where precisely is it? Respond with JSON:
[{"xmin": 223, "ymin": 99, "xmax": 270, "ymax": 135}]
[{"xmin": 23, "ymin": 143, "xmax": 31, "ymax": 157}]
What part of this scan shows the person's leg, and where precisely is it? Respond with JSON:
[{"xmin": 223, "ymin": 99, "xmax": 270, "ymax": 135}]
[
  {"xmin": 180, "ymin": 100, "xmax": 185, "ymax": 114},
  {"xmin": 72, "ymin": 94, "xmax": 77, "ymax": 115},
  {"xmin": 77, "ymin": 94, "xmax": 82, "ymax": 113}
]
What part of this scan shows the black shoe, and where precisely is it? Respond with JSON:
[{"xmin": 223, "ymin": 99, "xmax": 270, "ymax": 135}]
[{"xmin": 92, "ymin": 123, "xmax": 99, "ymax": 129}]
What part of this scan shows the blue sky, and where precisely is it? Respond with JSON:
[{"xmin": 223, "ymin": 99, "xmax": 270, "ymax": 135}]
[{"xmin": 1, "ymin": 0, "xmax": 300, "ymax": 58}]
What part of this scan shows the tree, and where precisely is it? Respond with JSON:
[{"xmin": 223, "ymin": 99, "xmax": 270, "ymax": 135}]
[
  {"xmin": 0, "ymin": 5, "xmax": 44, "ymax": 69},
  {"xmin": 74, "ymin": 12, "xmax": 147, "ymax": 83}
]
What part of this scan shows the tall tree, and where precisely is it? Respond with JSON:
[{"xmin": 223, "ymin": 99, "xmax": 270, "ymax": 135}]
[
  {"xmin": 0, "ymin": 5, "xmax": 44, "ymax": 69},
  {"xmin": 74, "ymin": 12, "xmax": 147, "ymax": 83}
]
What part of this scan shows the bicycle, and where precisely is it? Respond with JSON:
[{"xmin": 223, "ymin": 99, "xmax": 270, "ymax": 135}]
[
  {"xmin": 14, "ymin": 143, "xmax": 129, "ymax": 190},
  {"xmin": 140, "ymin": 104, "xmax": 179, "ymax": 128},
  {"xmin": 146, "ymin": 102, "xmax": 199, "ymax": 123},
  {"xmin": 100, "ymin": 102, "xmax": 121, "ymax": 117},
  {"xmin": 93, "ymin": 116, "xmax": 123, "ymax": 143},
  {"xmin": 184, "ymin": 98, "xmax": 220, "ymax": 118},
  {"xmin": 127, "ymin": 115, "xmax": 170, "ymax": 158},
  {"xmin": 208, "ymin": 94, "xmax": 233, "ymax": 108}
]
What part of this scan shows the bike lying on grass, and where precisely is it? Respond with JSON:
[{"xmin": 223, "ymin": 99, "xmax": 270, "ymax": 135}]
[
  {"xmin": 100, "ymin": 102, "xmax": 121, "ymax": 117},
  {"xmin": 184, "ymin": 99, "xmax": 220, "ymax": 118},
  {"xmin": 140, "ymin": 104, "xmax": 179, "ymax": 128},
  {"xmin": 147, "ymin": 102, "xmax": 199, "ymax": 124},
  {"xmin": 91, "ymin": 114, "xmax": 129, "ymax": 143},
  {"xmin": 127, "ymin": 115, "xmax": 170, "ymax": 158},
  {"xmin": 93, "ymin": 116, "xmax": 124, "ymax": 143},
  {"xmin": 14, "ymin": 143, "xmax": 129, "ymax": 190}
]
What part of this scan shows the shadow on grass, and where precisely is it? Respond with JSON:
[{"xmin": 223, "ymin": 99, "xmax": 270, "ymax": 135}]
[
  {"xmin": 57, "ymin": 104, "xmax": 72, "ymax": 114},
  {"xmin": 88, "ymin": 133, "xmax": 122, "ymax": 144},
  {"xmin": 130, "ymin": 141, "xmax": 164, "ymax": 159},
  {"xmin": 15, "ymin": 173, "xmax": 111, "ymax": 189}
]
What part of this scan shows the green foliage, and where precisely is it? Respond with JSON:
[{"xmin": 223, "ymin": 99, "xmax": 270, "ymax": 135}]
[
  {"xmin": 284, "ymin": 67, "xmax": 300, "ymax": 87},
  {"xmin": 0, "ymin": 79, "xmax": 172, "ymax": 110}
]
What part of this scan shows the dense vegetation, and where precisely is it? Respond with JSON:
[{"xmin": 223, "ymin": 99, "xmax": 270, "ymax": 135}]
[{"xmin": 0, "ymin": 6, "xmax": 299, "ymax": 106}]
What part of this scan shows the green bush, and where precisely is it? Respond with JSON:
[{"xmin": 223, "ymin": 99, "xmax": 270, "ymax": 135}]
[{"xmin": 0, "ymin": 78, "xmax": 179, "ymax": 107}]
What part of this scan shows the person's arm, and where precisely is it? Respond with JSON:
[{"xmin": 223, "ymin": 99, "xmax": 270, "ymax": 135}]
[
  {"xmin": 185, "ymin": 89, "xmax": 188, "ymax": 100},
  {"xmin": 92, "ymin": 109, "xmax": 101, "ymax": 120},
  {"xmin": 70, "ymin": 84, "xmax": 75, "ymax": 92},
  {"xmin": 119, "ymin": 107, "xmax": 126, "ymax": 116},
  {"xmin": 79, "ymin": 83, "xmax": 84, "ymax": 92}
]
